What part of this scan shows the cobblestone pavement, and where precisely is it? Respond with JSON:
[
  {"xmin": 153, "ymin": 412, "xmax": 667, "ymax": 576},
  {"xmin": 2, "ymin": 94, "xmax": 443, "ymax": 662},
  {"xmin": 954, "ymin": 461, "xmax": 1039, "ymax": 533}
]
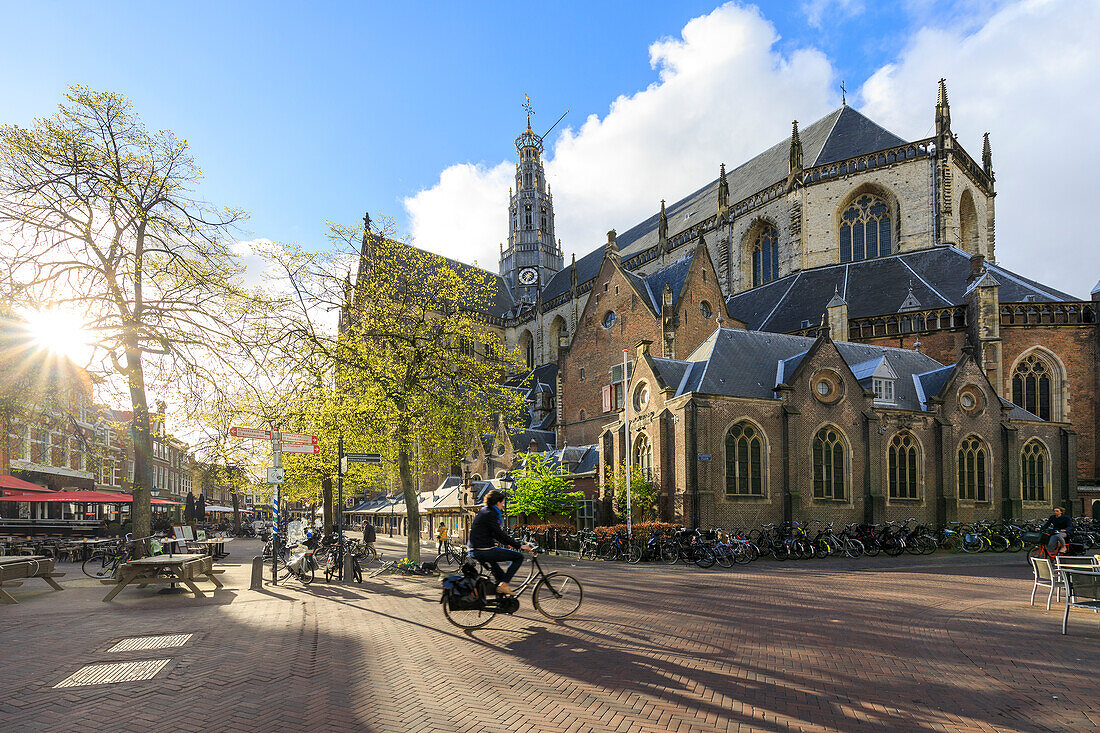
[{"xmin": 1, "ymin": 541, "xmax": 1098, "ymax": 732}]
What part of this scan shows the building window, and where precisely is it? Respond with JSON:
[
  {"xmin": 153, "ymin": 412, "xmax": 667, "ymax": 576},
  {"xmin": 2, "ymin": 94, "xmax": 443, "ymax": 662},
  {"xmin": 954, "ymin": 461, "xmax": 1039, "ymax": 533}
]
[
  {"xmin": 633, "ymin": 382, "xmax": 650, "ymax": 411},
  {"xmin": 812, "ymin": 427, "xmax": 846, "ymax": 500},
  {"xmin": 725, "ymin": 421, "xmax": 764, "ymax": 497},
  {"xmin": 633, "ymin": 434, "xmax": 652, "ymax": 481},
  {"xmin": 602, "ymin": 311, "xmax": 617, "ymax": 329},
  {"xmin": 577, "ymin": 499, "xmax": 596, "ymax": 530},
  {"xmin": 1021, "ymin": 440, "xmax": 1047, "ymax": 502},
  {"xmin": 524, "ymin": 205, "xmax": 532, "ymax": 229},
  {"xmin": 873, "ymin": 378, "xmax": 895, "ymax": 403},
  {"xmin": 839, "ymin": 194, "xmax": 892, "ymax": 263},
  {"xmin": 957, "ymin": 435, "xmax": 988, "ymax": 501},
  {"xmin": 700, "ymin": 300, "xmax": 712, "ymax": 319},
  {"xmin": 887, "ymin": 431, "xmax": 919, "ymax": 499},
  {"xmin": 579, "ymin": 410, "xmax": 586, "ymax": 422},
  {"xmin": 1011, "ymin": 353, "xmax": 1053, "ymax": 421},
  {"xmin": 609, "ymin": 361, "xmax": 633, "ymax": 410},
  {"xmin": 752, "ymin": 224, "xmax": 779, "ymax": 287}
]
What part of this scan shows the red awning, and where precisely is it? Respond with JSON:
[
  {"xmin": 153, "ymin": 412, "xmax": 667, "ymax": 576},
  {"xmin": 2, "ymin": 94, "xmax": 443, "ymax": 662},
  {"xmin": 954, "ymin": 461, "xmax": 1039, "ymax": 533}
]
[
  {"xmin": 0, "ymin": 474, "xmax": 52, "ymax": 493},
  {"xmin": 0, "ymin": 490, "xmax": 129, "ymax": 503},
  {"xmin": 0, "ymin": 490, "xmax": 184, "ymax": 505}
]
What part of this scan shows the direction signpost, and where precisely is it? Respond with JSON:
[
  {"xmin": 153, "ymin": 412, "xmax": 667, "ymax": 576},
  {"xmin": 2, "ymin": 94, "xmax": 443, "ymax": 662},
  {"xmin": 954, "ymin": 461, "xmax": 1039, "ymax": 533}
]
[
  {"xmin": 337, "ymin": 445, "xmax": 382, "ymax": 531},
  {"xmin": 230, "ymin": 426, "xmax": 318, "ymax": 584}
]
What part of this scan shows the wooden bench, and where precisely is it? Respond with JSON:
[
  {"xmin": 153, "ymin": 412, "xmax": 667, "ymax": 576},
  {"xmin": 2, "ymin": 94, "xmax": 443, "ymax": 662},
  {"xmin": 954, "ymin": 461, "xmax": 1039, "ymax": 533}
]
[
  {"xmin": 101, "ymin": 554, "xmax": 225, "ymax": 602},
  {"xmin": 0, "ymin": 555, "xmax": 66, "ymax": 604}
]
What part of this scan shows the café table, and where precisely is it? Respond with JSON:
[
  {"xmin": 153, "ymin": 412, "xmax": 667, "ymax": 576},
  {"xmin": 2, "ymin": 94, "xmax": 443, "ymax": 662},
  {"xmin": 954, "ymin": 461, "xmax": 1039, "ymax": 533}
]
[{"xmin": 101, "ymin": 554, "xmax": 224, "ymax": 601}]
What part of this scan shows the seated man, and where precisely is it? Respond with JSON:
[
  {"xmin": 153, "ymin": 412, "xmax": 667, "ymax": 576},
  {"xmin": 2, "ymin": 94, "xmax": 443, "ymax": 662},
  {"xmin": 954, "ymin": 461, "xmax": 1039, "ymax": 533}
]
[
  {"xmin": 1041, "ymin": 506, "xmax": 1072, "ymax": 555},
  {"xmin": 468, "ymin": 490, "xmax": 530, "ymax": 595}
]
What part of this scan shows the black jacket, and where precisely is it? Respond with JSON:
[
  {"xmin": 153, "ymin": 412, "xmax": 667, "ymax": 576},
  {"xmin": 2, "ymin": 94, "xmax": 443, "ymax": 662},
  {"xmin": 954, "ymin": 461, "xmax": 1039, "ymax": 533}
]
[
  {"xmin": 468, "ymin": 506, "xmax": 520, "ymax": 550},
  {"xmin": 1041, "ymin": 513, "xmax": 1072, "ymax": 533},
  {"xmin": 362, "ymin": 524, "xmax": 376, "ymax": 543}
]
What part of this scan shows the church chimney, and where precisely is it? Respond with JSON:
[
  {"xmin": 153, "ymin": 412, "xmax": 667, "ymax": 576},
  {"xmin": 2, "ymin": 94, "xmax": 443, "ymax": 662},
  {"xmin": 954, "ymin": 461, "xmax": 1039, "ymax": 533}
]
[{"xmin": 605, "ymin": 230, "xmax": 620, "ymax": 264}]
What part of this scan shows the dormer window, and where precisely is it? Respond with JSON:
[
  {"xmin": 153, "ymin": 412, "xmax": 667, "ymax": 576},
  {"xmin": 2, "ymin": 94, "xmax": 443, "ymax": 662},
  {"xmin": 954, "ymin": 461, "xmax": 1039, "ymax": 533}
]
[{"xmin": 873, "ymin": 378, "xmax": 895, "ymax": 403}]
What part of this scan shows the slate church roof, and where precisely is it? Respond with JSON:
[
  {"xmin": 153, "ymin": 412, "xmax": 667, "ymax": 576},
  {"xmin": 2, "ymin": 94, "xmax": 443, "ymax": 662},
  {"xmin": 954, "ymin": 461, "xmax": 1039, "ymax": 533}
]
[
  {"xmin": 725, "ymin": 246, "xmax": 1078, "ymax": 333},
  {"xmin": 541, "ymin": 106, "xmax": 908, "ymax": 303},
  {"xmin": 644, "ymin": 328, "xmax": 1044, "ymax": 421}
]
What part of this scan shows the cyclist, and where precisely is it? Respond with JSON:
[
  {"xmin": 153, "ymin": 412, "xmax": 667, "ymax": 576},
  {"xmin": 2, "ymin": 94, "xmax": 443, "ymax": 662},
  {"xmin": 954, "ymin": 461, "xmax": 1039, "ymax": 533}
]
[
  {"xmin": 1040, "ymin": 506, "xmax": 1072, "ymax": 555},
  {"xmin": 468, "ymin": 489, "xmax": 531, "ymax": 596}
]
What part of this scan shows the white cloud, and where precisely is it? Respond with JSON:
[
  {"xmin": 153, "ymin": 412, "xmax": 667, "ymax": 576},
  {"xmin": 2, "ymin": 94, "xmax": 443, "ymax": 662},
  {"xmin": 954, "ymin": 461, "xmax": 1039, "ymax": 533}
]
[
  {"xmin": 404, "ymin": 161, "xmax": 514, "ymax": 270},
  {"xmin": 801, "ymin": 0, "xmax": 865, "ymax": 28},
  {"xmin": 405, "ymin": 3, "xmax": 837, "ymax": 270},
  {"xmin": 406, "ymin": 0, "xmax": 1097, "ymax": 299},
  {"xmin": 861, "ymin": 0, "xmax": 1100, "ymax": 297}
]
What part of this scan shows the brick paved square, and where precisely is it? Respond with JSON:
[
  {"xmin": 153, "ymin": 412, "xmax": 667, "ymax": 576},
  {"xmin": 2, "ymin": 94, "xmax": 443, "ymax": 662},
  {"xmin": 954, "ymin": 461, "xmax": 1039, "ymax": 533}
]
[{"xmin": 1, "ymin": 539, "xmax": 1097, "ymax": 732}]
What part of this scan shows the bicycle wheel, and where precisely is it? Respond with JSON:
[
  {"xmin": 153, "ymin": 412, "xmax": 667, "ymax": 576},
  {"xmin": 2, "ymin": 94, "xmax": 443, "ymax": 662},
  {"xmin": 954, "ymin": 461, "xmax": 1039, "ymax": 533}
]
[
  {"xmin": 843, "ymin": 538, "xmax": 865, "ymax": 559},
  {"xmin": 989, "ymin": 534, "xmax": 1009, "ymax": 553},
  {"xmin": 533, "ymin": 573, "xmax": 584, "ymax": 619},
  {"xmin": 443, "ymin": 599, "xmax": 497, "ymax": 629},
  {"xmin": 692, "ymin": 545, "xmax": 716, "ymax": 569},
  {"xmin": 626, "ymin": 543, "xmax": 642, "ymax": 564},
  {"xmin": 660, "ymin": 541, "xmax": 679, "ymax": 565},
  {"xmin": 297, "ymin": 564, "xmax": 315, "ymax": 584},
  {"xmin": 714, "ymin": 545, "xmax": 734, "ymax": 568},
  {"xmin": 961, "ymin": 534, "xmax": 983, "ymax": 553},
  {"xmin": 434, "ymin": 551, "xmax": 456, "ymax": 568},
  {"xmin": 82, "ymin": 553, "xmax": 113, "ymax": 579}
]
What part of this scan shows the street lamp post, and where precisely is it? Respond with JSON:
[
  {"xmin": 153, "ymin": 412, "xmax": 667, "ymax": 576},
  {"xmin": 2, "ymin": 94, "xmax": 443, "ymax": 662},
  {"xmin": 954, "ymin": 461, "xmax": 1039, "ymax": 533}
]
[{"xmin": 460, "ymin": 457, "xmax": 473, "ymax": 544}]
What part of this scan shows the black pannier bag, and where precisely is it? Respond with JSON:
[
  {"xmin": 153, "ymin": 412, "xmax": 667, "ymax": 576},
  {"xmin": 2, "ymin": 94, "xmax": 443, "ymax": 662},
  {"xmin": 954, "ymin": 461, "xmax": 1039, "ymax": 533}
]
[
  {"xmin": 441, "ymin": 574, "xmax": 482, "ymax": 611},
  {"xmin": 1021, "ymin": 531, "xmax": 1042, "ymax": 544}
]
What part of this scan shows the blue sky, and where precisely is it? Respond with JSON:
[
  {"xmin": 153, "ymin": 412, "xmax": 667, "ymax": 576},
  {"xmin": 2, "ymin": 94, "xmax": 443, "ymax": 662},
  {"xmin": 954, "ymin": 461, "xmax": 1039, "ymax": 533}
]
[{"xmin": 1, "ymin": 1, "xmax": 1097, "ymax": 296}]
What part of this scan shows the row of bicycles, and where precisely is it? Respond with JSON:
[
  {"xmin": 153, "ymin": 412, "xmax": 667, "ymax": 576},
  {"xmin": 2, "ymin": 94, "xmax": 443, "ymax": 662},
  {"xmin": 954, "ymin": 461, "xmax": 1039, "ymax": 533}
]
[{"xmin": 559, "ymin": 517, "xmax": 1100, "ymax": 568}]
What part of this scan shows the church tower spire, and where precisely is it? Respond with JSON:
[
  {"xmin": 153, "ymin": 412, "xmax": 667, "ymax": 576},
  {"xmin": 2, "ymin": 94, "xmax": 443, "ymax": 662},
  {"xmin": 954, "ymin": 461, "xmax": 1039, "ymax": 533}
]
[
  {"xmin": 717, "ymin": 164, "xmax": 730, "ymax": 218},
  {"xmin": 982, "ymin": 132, "xmax": 994, "ymax": 181},
  {"xmin": 500, "ymin": 97, "xmax": 564, "ymax": 303}
]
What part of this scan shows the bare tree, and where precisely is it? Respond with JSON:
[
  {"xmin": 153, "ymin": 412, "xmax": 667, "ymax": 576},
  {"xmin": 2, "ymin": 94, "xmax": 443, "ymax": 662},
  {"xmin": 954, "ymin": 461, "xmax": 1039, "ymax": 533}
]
[{"xmin": 0, "ymin": 87, "xmax": 264, "ymax": 543}]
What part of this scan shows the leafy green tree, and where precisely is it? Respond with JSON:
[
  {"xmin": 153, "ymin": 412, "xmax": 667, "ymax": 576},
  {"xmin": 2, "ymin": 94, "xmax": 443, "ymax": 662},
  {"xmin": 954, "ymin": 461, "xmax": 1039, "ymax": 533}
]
[
  {"xmin": 508, "ymin": 452, "xmax": 584, "ymax": 523},
  {"xmin": 0, "ymin": 88, "xmax": 263, "ymax": 542},
  {"xmin": 611, "ymin": 465, "xmax": 658, "ymax": 523},
  {"xmin": 259, "ymin": 218, "xmax": 527, "ymax": 560}
]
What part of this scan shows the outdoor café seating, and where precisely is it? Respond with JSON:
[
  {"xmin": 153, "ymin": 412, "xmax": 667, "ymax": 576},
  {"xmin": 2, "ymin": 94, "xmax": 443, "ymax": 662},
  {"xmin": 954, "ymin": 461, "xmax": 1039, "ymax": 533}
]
[
  {"xmin": 1060, "ymin": 569, "xmax": 1100, "ymax": 635},
  {"xmin": 0, "ymin": 555, "xmax": 66, "ymax": 604}
]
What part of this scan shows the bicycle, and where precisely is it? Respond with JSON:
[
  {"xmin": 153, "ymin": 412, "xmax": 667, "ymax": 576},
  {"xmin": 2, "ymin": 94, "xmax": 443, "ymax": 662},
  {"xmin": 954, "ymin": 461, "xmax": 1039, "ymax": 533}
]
[
  {"xmin": 433, "ymin": 539, "xmax": 468, "ymax": 568},
  {"xmin": 441, "ymin": 547, "xmax": 583, "ymax": 630},
  {"xmin": 81, "ymin": 533, "xmax": 157, "ymax": 579}
]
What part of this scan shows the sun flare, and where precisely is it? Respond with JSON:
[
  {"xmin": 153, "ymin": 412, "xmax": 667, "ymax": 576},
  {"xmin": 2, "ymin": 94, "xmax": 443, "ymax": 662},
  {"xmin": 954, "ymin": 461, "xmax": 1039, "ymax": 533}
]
[{"xmin": 22, "ymin": 308, "xmax": 92, "ymax": 362}]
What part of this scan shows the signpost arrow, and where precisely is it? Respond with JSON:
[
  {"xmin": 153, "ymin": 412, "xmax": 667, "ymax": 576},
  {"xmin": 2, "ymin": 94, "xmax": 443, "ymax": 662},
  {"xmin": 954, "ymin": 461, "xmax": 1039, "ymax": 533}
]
[
  {"xmin": 230, "ymin": 426, "xmax": 271, "ymax": 440},
  {"xmin": 280, "ymin": 443, "xmax": 321, "ymax": 454},
  {"xmin": 280, "ymin": 432, "xmax": 318, "ymax": 445},
  {"xmin": 340, "ymin": 453, "xmax": 382, "ymax": 475}
]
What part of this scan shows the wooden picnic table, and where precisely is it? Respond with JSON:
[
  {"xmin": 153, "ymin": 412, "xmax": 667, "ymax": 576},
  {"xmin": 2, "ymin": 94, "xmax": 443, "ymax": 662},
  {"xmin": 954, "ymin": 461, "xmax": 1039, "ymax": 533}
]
[
  {"xmin": 101, "ymin": 554, "xmax": 225, "ymax": 602},
  {"xmin": 0, "ymin": 555, "xmax": 66, "ymax": 604}
]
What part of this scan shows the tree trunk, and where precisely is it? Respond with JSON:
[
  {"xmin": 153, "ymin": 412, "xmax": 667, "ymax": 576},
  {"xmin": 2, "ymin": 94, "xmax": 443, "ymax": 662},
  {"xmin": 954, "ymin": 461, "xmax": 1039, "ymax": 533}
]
[
  {"xmin": 321, "ymin": 476, "xmax": 334, "ymax": 535},
  {"xmin": 124, "ymin": 341, "xmax": 153, "ymax": 555},
  {"xmin": 397, "ymin": 419, "xmax": 420, "ymax": 562},
  {"xmin": 0, "ymin": 412, "xmax": 9, "ymax": 475},
  {"xmin": 231, "ymin": 491, "xmax": 241, "ymax": 533}
]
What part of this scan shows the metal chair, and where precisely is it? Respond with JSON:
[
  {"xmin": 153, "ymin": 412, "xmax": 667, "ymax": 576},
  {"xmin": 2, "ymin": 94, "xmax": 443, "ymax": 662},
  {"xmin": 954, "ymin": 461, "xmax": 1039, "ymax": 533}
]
[
  {"xmin": 1061, "ymin": 570, "xmax": 1100, "ymax": 634},
  {"xmin": 1030, "ymin": 556, "xmax": 1060, "ymax": 610}
]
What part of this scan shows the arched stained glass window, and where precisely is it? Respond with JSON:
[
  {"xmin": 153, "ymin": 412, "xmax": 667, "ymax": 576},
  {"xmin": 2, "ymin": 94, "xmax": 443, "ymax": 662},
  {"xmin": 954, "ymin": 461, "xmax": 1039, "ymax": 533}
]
[
  {"xmin": 725, "ymin": 422, "xmax": 764, "ymax": 496},
  {"xmin": 752, "ymin": 224, "xmax": 780, "ymax": 287},
  {"xmin": 1012, "ymin": 354, "xmax": 1052, "ymax": 421},
  {"xmin": 840, "ymin": 194, "xmax": 892, "ymax": 263},
  {"xmin": 957, "ymin": 435, "xmax": 987, "ymax": 501},
  {"xmin": 887, "ymin": 431, "xmax": 919, "ymax": 499},
  {"xmin": 1021, "ymin": 440, "xmax": 1047, "ymax": 502},
  {"xmin": 812, "ymin": 427, "xmax": 845, "ymax": 500}
]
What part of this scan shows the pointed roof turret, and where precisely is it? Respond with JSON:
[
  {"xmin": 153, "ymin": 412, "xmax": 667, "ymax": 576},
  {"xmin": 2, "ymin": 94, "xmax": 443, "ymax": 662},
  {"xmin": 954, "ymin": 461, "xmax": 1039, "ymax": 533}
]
[
  {"xmin": 827, "ymin": 286, "xmax": 846, "ymax": 309},
  {"xmin": 982, "ymin": 132, "xmax": 994, "ymax": 180},
  {"xmin": 787, "ymin": 120, "xmax": 803, "ymax": 191},
  {"xmin": 657, "ymin": 200, "xmax": 669, "ymax": 255},
  {"xmin": 935, "ymin": 78, "xmax": 952, "ymax": 140},
  {"xmin": 717, "ymin": 164, "xmax": 730, "ymax": 217},
  {"xmin": 570, "ymin": 253, "xmax": 577, "ymax": 294}
]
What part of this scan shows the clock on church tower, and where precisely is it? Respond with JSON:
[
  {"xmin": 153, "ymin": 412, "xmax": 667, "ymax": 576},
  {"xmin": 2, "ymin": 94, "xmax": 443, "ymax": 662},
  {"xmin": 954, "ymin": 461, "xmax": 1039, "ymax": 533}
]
[{"xmin": 519, "ymin": 268, "xmax": 538, "ymax": 285}]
